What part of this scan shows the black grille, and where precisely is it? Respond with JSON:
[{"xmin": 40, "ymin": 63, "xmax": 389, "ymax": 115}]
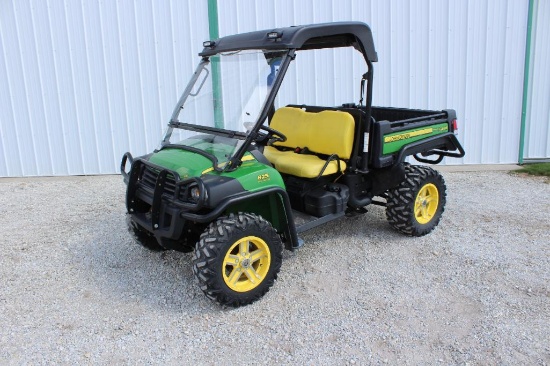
[{"xmin": 140, "ymin": 166, "xmax": 177, "ymax": 197}]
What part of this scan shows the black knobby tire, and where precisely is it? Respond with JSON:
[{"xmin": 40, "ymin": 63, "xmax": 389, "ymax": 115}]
[
  {"xmin": 126, "ymin": 214, "xmax": 166, "ymax": 251},
  {"xmin": 192, "ymin": 212, "xmax": 283, "ymax": 307},
  {"xmin": 385, "ymin": 164, "xmax": 447, "ymax": 236}
]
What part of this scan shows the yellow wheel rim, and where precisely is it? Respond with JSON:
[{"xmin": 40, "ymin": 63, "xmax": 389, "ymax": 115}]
[
  {"xmin": 222, "ymin": 236, "xmax": 271, "ymax": 292},
  {"xmin": 414, "ymin": 183, "xmax": 439, "ymax": 224}
]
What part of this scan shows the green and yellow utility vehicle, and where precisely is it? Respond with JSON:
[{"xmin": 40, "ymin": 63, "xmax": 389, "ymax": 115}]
[{"xmin": 121, "ymin": 22, "xmax": 465, "ymax": 306}]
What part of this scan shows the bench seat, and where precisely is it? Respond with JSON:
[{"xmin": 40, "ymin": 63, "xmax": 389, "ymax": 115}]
[
  {"xmin": 263, "ymin": 147, "xmax": 346, "ymax": 177},
  {"xmin": 263, "ymin": 107, "xmax": 355, "ymax": 179}
]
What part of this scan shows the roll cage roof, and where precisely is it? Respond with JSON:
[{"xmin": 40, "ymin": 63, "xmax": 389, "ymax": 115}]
[{"xmin": 199, "ymin": 21, "xmax": 378, "ymax": 62}]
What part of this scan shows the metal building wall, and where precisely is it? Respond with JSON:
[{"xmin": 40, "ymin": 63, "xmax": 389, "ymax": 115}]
[
  {"xmin": 0, "ymin": 0, "xmax": 536, "ymax": 177},
  {"xmin": 0, "ymin": 1, "xmax": 209, "ymax": 177},
  {"xmin": 524, "ymin": 0, "xmax": 550, "ymax": 160},
  {"xmin": 217, "ymin": 0, "xmax": 529, "ymax": 165}
]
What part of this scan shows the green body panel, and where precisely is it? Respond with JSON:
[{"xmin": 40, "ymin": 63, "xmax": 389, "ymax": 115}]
[
  {"xmin": 207, "ymin": 160, "xmax": 286, "ymax": 231},
  {"xmin": 148, "ymin": 148, "xmax": 211, "ymax": 179},
  {"xmin": 149, "ymin": 142, "xmax": 284, "ymax": 192},
  {"xmin": 148, "ymin": 136, "xmax": 239, "ymax": 179},
  {"xmin": 223, "ymin": 192, "xmax": 287, "ymax": 232},
  {"xmin": 149, "ymin": 135, "xmax": 285, "ymax": 191},
  {"xmin": 211, "ymin": 160, "xmax": 285, "ymax": 192},
  {"xmin": 383, "ymin": 123, "xmax": 449, "ymax": 155},
  {"xmin": 148, "ymin": 136, "xmax": 287, "ymax": 231}
]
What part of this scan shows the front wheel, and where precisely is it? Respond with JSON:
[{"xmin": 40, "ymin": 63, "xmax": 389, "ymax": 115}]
[
  {"xmin": 385, "ymin": 164, "xmax": 447, "ymax": 236},
  {"xmin": 192, "ymin": 212, "xmax": 283, "ymax": 307}
]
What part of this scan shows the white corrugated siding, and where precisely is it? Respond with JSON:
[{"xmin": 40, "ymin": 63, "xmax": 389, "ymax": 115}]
[
  {"xmin": 217, "ymin": 0, "xmax": 529, "ymax": 165},
  {"xmin": 524, "ymin": 0, "xmax": 550, "ymax": 160},
  {"xmin": 0, "ymin": 0, "xmax": 538, "ymax": 176},
  {"xmin": 0, "ymin": 1, "xmax": 209, "ymax": 176}
]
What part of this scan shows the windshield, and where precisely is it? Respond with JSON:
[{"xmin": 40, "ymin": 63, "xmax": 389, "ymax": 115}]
[{"xmin": 160, "ymin": 50, "xmax": 287, "ymax": 164}]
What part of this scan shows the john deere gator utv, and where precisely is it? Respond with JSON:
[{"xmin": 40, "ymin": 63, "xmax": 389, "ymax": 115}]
[{"xmin": 121, "ymin": 22, "xmax": 465, "ymax": 307}]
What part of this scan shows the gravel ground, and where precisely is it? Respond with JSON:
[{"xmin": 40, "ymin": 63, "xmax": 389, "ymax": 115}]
[{"xmin": 0, "ymin": 170, "xmax": 548, "ymax": 365}]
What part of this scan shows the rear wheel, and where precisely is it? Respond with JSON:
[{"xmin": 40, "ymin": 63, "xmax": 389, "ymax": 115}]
[
  {"xmin": 386, "ymin": 164, "xmax": 446, "ymax": 236},
  {"xmin": 192, "ymin": 212, "xmax": 283, "ymax": 307}
]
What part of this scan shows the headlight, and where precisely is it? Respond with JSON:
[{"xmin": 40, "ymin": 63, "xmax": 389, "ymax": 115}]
[{"xmin": 189, "ymin": 186, "xmax": 201, "ymax": 202}]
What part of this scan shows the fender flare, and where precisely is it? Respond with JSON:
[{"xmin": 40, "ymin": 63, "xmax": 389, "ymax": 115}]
[{"xmin": 180, "ymin": 187, "xmax": 300, "ymax": 250}]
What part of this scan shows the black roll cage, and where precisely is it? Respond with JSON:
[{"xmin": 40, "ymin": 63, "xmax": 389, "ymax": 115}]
[{"xmin": 163, "ymin": 22, "xmax": 378, "ymax": 173}]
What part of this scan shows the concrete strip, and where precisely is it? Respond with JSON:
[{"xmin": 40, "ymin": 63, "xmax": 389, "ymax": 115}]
[{"xmin": 437, "ymin": 164, "xmax": 522, "ymax": 172}]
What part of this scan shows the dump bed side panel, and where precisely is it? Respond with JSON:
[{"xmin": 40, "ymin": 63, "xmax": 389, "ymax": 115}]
[
  {"xmin": 368, "ymin": 107, "xmax": 460, "ymax": 168},
  {"xmin": 370, "ymin": 106, "xmax": 442, "ymax": 123}
]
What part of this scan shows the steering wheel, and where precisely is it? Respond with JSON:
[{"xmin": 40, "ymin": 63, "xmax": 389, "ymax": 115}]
[{"xmin": 258, "ymin": 125, "xmax": 287, "ymax": 145}]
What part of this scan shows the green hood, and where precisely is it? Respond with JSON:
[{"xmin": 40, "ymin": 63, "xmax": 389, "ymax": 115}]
[
  {"xmin": 148, "ymin": 149, "xmax": 212, "ymax": 179},
  {"xmin": 147, "ymin": 136, "xmax": 239, "ymax": 179}
]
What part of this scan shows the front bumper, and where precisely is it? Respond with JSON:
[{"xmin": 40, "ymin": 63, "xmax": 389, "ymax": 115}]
[{"xmin": 121, "ymin": 153, "xmax": 206, "ymax": 244}]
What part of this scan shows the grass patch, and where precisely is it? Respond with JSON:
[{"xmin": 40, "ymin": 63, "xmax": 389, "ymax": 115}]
[{"xmin": 517, "ymin": 163, "xmax": 550, "ymax": 177}]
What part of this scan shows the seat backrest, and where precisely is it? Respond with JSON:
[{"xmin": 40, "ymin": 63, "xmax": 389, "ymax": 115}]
[
  {"xmin": 270, "ymin": 107, "xmax": 355, "ymax": 159},
  {"xmin": 270, "ymin": 107, "xmax": 310, "ymax": 149}
]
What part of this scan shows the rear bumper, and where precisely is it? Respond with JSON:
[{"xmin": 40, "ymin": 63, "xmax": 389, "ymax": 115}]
[{"xmin": 396, "ymin": 132, "xmax": 466, "ymax": 165}]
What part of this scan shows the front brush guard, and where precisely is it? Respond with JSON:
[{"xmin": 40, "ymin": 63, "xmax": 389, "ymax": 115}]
[{"xmin": 121, "ymin": 153, "xmax": 206, "ymax": 232}]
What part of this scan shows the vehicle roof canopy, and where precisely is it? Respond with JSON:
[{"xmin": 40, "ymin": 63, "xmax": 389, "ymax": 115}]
[{"xmin": 199, "ymin": 21, "xmax": 378, "ymax": 62}]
